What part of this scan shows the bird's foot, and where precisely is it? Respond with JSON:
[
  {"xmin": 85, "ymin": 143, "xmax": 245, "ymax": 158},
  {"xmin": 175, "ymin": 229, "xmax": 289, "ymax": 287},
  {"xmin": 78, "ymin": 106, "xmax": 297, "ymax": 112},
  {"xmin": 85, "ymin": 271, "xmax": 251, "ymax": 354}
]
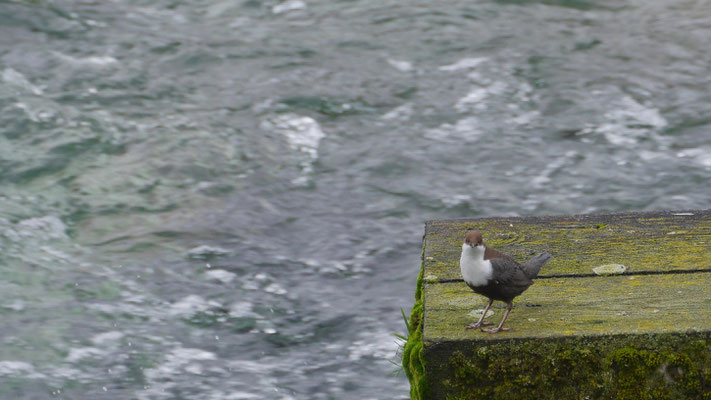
[
  {"xmin": 481, "ymin": 327, "xmax": 511, "ymax": 334},
  {"xmin": 465, "ymin": 322, "xmax": 493, "ymax": 329}
]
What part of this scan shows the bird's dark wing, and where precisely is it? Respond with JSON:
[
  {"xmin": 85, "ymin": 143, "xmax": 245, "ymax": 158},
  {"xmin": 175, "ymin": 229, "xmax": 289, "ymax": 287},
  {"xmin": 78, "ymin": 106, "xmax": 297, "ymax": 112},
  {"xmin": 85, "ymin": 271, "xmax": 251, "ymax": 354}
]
[{"xmin": 490, "ymin": 257, "xmax": 533, "ymax": 288}]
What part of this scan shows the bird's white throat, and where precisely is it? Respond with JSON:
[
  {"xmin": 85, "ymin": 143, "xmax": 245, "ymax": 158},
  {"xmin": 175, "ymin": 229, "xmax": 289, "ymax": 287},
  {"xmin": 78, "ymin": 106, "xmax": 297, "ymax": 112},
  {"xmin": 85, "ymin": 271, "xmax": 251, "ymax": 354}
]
[{"xmin": 460, "ymin": 243, "xmax": 493, "ymax": 287}]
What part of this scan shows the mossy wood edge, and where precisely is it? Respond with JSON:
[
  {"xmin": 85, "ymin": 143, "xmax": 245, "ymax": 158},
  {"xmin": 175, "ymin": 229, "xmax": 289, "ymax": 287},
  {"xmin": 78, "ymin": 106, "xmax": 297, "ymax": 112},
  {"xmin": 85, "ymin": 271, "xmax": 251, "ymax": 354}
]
[{"xmin": 403, "ymin": 210, "xmax": 711, "ymax": 399}]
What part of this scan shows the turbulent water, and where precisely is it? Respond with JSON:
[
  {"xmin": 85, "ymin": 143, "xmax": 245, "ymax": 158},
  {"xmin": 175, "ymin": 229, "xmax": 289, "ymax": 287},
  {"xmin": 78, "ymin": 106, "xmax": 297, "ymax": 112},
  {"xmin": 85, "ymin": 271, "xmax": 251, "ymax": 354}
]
[{"xmin": 1, "ymin": 0, "xmax": 710, "ymax": 398}]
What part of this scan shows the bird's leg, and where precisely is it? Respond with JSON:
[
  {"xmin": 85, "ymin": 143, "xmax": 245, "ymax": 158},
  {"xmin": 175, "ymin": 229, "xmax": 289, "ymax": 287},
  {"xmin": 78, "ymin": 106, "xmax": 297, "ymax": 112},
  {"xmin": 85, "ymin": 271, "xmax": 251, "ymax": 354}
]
[
  {"xmin": 482, "ymin": 302, "xmax": 513, "ymax": 334},
  {"xmin": 465, "ymin": 299, "xmax": 494, "ymax": 329}
]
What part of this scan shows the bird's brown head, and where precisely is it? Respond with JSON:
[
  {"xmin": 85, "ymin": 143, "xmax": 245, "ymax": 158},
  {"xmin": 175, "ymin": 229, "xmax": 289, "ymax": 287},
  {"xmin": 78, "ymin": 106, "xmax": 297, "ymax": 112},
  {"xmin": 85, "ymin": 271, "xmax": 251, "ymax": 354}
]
[{"xmin": 464, "ymin": 229, "xmax": 484, "ymax": 248}]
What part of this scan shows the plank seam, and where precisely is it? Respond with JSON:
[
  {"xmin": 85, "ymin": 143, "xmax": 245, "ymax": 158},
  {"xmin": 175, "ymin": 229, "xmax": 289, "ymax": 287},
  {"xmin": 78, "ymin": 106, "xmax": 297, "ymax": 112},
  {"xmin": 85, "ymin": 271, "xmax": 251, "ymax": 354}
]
[{"xmin": 429, "ymin": 268, "xmax": 711, "ymax": 284}]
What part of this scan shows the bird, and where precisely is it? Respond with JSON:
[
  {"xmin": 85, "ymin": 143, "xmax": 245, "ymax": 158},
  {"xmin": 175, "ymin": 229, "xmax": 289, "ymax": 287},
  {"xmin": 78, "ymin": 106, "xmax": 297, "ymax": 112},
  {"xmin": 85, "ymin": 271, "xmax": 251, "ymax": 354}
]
[{"xmin": 460, "ymin": 229, "xmax": 551, "ymax": 333}]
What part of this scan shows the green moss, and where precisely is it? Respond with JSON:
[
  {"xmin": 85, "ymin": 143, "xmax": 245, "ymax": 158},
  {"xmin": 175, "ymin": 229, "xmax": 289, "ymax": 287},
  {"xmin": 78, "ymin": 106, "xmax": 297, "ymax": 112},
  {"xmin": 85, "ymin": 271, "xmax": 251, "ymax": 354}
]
[
  {"xmin": 425, "ymin": 334, "xmax": 711, "ymax": 400},
  {"xmin": 403, "ymin": 258, "xmax": 428, "ymax": 399},
  {"xmin": 608, "ymin": 347, "xmax": 663, "ymax": 400}
]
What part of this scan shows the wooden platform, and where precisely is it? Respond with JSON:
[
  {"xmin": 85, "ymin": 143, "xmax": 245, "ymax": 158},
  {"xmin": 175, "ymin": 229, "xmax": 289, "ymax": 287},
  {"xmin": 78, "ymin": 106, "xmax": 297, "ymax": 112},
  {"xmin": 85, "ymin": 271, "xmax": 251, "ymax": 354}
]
[{"xmin": 402, "ymin": 210, "xmax": 711, "ymax": 400}]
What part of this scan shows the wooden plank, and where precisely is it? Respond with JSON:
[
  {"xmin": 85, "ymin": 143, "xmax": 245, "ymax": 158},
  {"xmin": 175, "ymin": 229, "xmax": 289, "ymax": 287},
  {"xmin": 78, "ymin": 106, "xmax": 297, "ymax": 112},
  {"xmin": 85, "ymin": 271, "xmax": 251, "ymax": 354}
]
[
  {"xmin": 424, "ymin": 273, "xmax": 711, "ymax": 342},
  {"xmin": 423, "ymin": 210, "xmax": 711, "ymax": 282},
  {"xmin": 402, "ymin": 210, "xmax": 711, "ymax": 400}
]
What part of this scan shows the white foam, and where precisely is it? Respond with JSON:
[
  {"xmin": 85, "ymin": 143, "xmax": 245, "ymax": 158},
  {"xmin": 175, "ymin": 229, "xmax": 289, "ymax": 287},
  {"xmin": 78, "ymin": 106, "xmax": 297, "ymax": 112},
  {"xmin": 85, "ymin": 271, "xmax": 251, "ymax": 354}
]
[
  {"xmin": 272, "ymin": 0, "xmax": 306, "ymax": 14},
  {"xmin": 510, "ymin": 110, "xmax": 540, "ymax": 126},
  {"xmin": 0, "ymin": 361, "xmax": 36, "ymax": 375},
  {"xmin": 261, "ymin": 113, "xmax": 325, "ymax": 183},
  {"xmin": 84, "ymin": 19, "xmax": 107, "ymax": 28},
  {"xmin": 147, "ymin": 348, "xmax": 217, "ymax": 376},
  {"xmin": 531, "ymin": 151, "xmax": 577, "ymax": 187},
  {"xmin": 85, "ymin": 56, "xmax": 118, "ymax": 65},
  {"xmin": 440, "ymin": 194, "xmax": 471, "ymax": 207},
  {"xmin": 66, "ymin": 347, "xmax": 103, "ymax": 362},
  {"xmin": 261, "ymin": 113, "xmax": 325, "ymax": 160},
  {"xmin": 168, "ymin": 295, "xmax": 218, "ymax": 316},
  {"xmin": 2, "ymin": 300, "xmax": 26, "ymax": 311},
  {"xmin": 52, "ymin": 51, "xmax": 118, "ymax": 67},
  {"xmin": 184, "ymin": 364, "xmax": 204, "ymax": 375},
  {"xmin": 91, "ymin": 331, "xmax": 124, "ymax": 345},
  {"xmin": 638, "ymin": 150, "xmax": 668, "ymax": 162},
  {"xmin": 139, "ymin": 347, "xmax": 219, "ymax": 399},
  {"xmin": 455, "ymin": 81, "xmax": 506, "ymax": 112},
  {"xmin": 387, "ymin": 59, "xmax": 413, "ymax": 72},
  {"xmin": 40, "ymin": 245, "xmax": 71, "ymax": 262},
  {"xmin": 186, "ymin": 245, "xmax": 231, "ymax": 258},
  {"xmin": 425, "ymin": 116, "xmax": 481, "ymax": 141},
  {"xmin": 455, "ymin": 87, "xmax": 488, "ymax": 110},
  {"xmin": 596, "ymin": 95, "xmax": 667, "ymax": 146},
  {"xmin": 0, "ymin": 361, "xmax": 47, "ymax": 380},
  {"xmin": 2, "ymin": 68, "xmax": 43, "ymax": 95},
  {"xmin": 229, "ymin": 301, "xmax": 257, "ymax": 318},
  {"xmin": 205, "ymin": 269, "xmax": 237, "ymax": 283},
  {"xmin": 347, "ymin": 329, "xmax": 399, "ymax": 361},
  {"xmin": 15, "ymin": 216, "xmax": 68, "ymax": 240},
  {"xmin": 677, "ymin": 148, "xmax": 711, "ymax": 168},
  {"xmin": 450, "ymin": 117, "xmax": 481, "ymax": 135},
  {"xmin": 227, "ymin": 359, "xmax": 271, "ymax": 374},
  {"xmin": 439, "ymin": 57, "xmax": 487, "ymax": 71},
  {"xmin": 221, "ymin": 392, "xmax": 262, "ymax": 399},
  {"xmin": 264, "ymin": 282, "xmax": 288, "ymax": 295},
  {"xmin": 381, "ymin": 103, "xmax": 413, "ymax": 121}
]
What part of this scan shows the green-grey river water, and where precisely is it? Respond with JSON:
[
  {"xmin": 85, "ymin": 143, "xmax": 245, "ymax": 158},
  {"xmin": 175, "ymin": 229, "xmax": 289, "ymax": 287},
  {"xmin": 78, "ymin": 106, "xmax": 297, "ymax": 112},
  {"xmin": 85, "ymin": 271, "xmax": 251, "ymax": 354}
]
[{"xmin": 1, "ymin": 0, "xmax": 711, "ymax": 398}]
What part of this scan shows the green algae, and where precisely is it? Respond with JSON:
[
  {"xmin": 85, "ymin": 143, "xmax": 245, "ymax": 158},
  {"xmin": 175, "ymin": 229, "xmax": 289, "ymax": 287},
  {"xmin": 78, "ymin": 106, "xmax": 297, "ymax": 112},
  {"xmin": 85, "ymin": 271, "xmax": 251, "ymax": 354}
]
[
  {"xmin": 402, "ymin": 258, "xmax": 427, "ymax": 400},
  {"xmin": 427, "ymin": 334, "xmax": 711, "ymax": 400}
]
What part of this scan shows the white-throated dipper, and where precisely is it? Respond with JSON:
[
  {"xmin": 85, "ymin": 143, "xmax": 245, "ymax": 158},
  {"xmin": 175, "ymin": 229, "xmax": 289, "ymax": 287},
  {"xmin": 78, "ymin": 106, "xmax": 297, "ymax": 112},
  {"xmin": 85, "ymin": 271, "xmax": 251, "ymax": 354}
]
[{"xmin": 460, "ymin": 229, "xmax": 551, "ymax": 333}]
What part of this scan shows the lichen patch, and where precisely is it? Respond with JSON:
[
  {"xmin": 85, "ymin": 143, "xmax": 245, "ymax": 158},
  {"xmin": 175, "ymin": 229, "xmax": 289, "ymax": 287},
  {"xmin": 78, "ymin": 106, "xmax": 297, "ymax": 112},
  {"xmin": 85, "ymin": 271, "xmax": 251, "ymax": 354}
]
[{"xmin": 593, "ymin": 264, "xmax": 627, "ymax": 275}]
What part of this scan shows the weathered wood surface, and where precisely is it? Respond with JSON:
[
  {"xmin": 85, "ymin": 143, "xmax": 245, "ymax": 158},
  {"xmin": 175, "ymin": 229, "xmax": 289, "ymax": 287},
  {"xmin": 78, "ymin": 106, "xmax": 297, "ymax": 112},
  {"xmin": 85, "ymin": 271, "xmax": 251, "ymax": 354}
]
[
  {"xmin": 423, "ymin": 210, "xmax": 711, "ymax": 282},
  {"xmin": 426, "ymin": 273, "xmax": 711, "ymax": 341},
  {"xmin": 403, "ymin": 210, "xmax": 711, "ymax": 400}
]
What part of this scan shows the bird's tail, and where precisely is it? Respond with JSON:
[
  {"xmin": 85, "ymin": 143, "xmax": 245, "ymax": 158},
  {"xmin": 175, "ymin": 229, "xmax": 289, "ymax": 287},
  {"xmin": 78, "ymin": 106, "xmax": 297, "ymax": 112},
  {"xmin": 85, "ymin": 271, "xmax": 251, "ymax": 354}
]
[{"xmin": 521, "ymin": 252, "xmax": 552, "ymax": 279}]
